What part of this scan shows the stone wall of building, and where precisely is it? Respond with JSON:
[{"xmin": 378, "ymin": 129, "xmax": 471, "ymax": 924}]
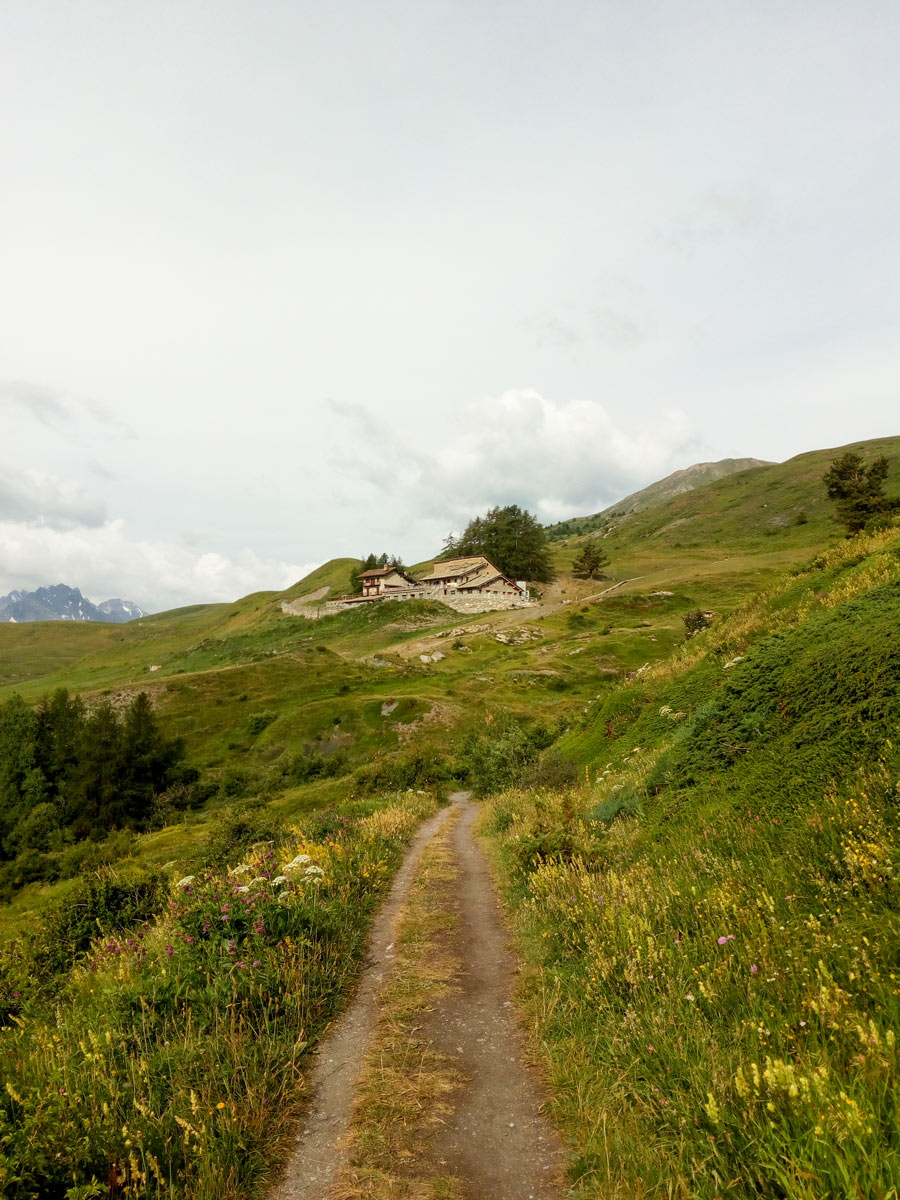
[{"xmin": 281, "ymin": 592, "xmax": 535, "ymax": 620}]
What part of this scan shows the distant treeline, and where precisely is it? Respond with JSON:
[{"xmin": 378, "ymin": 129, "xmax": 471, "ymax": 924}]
[{"xmin": 0, "ymin": 690, "xmax": 201, "ymax": 897}]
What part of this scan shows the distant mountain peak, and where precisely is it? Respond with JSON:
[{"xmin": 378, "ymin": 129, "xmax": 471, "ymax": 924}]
[
  {"xmin": 0, "ymin": 584, "xmax": 146, "ymax": 624},
  {"xmin": 600, "ymin": 458, "xmax": 773, "ymax": 520}
]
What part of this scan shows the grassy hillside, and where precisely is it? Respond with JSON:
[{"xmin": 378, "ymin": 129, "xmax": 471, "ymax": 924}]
[
  {"xmin": 549, "ymin": 436, "xmax": 900, "ymax": 567},
  {"xmin": 545, "ymin": 456, "xmax": 773, "ymax": 539},
  {"xmin": 0, "ymin": 436, "xmax": 897, "ymax": 1195},
  {"xmin": 482, "ymin": 527, "xmax": 900, "ymax": 1198}
]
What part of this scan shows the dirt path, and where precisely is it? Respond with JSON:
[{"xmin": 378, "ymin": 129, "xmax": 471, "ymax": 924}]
[
  {"xmin": 421, "ymin": 796, "xmax": 564, "ymax": 1198},
  {"xmin": 269, "ymin": 793, "xmax": 564, "ymax": 1200},
  {"xmin": 269, "ymin": 801, "xmax": 455, "ymax": 1200}
]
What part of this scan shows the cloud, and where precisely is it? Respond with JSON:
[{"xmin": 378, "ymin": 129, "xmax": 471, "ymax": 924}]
[
  {"xmin": 661, "ymin": 184, "xmax": 773, "ymax": 256},
  {"xmin": 0, "ymin": 380, "xmax": 71, "ymax": 427},
  {"xmin": 0, "ymin": 466, "xmax": 107, "ymax": 529},
  {"xmin": 0, "ymin": 379, "xmax": 136, "ymax": 439},
  {"xmin": 0, "ymin": 518, "xmax": 317, "ymax": 612},
  {"xmin": 331, "ymin": 388, "xmax": 698, "ymax": 531}
]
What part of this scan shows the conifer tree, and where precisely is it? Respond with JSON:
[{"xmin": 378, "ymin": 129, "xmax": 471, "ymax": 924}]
[
  {"xmin": 571, "ymin": 538, "xmax": 610, "ymax": 580},
  {"xmin": 824, "ymin": 453, "xmax": 896, "ymax": 534},
  {"xmin": 441, "ymin": 505, "xmax": 554, "ymax": 581}
]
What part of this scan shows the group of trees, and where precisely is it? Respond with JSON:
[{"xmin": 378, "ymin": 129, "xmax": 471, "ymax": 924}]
[
  {"xmin": 824, "ymin": 452, "xmax": 897, "ymax": 535},
  {"xmin": 442, "ymin": 504, "xmax": 555, "ymax": 582},
  {"xmin": 0, "ymin": 689, "xmax": 194, "ymax": 864},
  {"xmin": 349, "ymin": 552, "xmax": 405, "ymax": 594}
]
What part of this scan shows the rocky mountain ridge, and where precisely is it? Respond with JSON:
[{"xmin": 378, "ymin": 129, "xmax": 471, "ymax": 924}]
[{"xmin": 0, "ymin": 584, "xmax": 145, "ymax": 624}]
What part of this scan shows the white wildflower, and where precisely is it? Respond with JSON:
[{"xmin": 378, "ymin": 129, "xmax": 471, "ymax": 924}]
[
  {"xmin": 235, "ymin": 885, "xmax": 250, "ymax": 894},
  {"xmin": 304, "ymin": 864, "xmax": 325, "ymax": 877},
  {"xmin": 271, "ymin": 875, "xmax": 289, "ymax": 886},
  {"xmin": 249, "ymin": 877, "xmax": 267, "ymax": 887},
  {"xmin": 175, "ymin": 876, "xmax": 196, "ymax": 888},
  {"xmin": 283, "ymin": 854, "xmax": 312, "ymax": 872},
  {"xmin": 229, "ymin": 864, "xmax": 252, "ymax": 876}
]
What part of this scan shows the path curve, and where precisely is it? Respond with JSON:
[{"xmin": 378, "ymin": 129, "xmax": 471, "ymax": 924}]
[{"xmin": 269, "ymin": 799, "xmax": 457, "ymax": 1199}]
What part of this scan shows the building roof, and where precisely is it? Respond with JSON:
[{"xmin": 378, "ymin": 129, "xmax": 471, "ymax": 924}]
[
  {"xmin": 358, "ymin": 565, "xmax": 409, "ymax": 579},
  {"xmin": 415, "ymin": 556, "xmax": 495, "ymax": 583},
  {"xmin": 457, "ymin": 571, "xmax": 523, "ymax": 593}
]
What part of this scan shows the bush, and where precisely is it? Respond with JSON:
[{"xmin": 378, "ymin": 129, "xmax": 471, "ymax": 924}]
[
  {"xmin": 522, "ymin": 752, "xmax": 580, "ymax": 790},
  {"xmin": 287, "ymin": 751, "xmax": 348, "ymax": 784},
  {"xmin": 457, "ymin": 712, "xmax": 555, "ymax": 796},
  {"xmin": 247, "ymin": 710, "xmax": 278, "ymax": 736},
  {"xmin": 683, "ymin": 608, "xmax": 712, "ymax": 636},
  {"xmin": 354, "ymin": 748, "xmax": 449, "ymax": 794},
  {"xmin": 200, "ymin": 803, "xmax": 287, "ymax": 869}
]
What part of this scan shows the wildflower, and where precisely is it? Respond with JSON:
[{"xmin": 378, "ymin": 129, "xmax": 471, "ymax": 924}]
[
  {"xmin": 164, "ymin": 945, "xmax": 174, "ymax": 956},
  {"xmin": 175, "ymin": 875, "xmax": 196, "ymax": 888},
  {"xmin": 271, "ymin": 875, "xmax": 288, "ymax": 886},
  {"xmin": 252, "ymin": 960, "xmax": 261, "ymax": 968},
  {"xmin": 750, "ymin": 964, "xmax": 758, "ymax": 974},
  {"xmin": 216, "ymin": 1102, "xmax": 226, "ymax": 1110},
  {"xmin": 305, "ymin": 865, "xmax": 325, "ymax": 878},
  {"xmin": 230, "ymin": 864, "xmax": 252, "ymax": 875},
  {"xmin": 284, "ymin": 854, "xmax": 312, "ymax": 872},
  {"xmin": 717, "ymin": 935, "xmax": 735, "ymax": 945},
  {"xmin": 235, "ymin": 885, "xmax": 250, "ymax": 894}
]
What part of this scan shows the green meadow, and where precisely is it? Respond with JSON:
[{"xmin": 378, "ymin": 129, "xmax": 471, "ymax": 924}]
[{"xmin": 0, "ymin": 437, "xmax": 897, "ymax": 1196}]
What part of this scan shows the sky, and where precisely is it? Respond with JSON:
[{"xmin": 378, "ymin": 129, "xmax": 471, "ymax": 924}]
[{"xmin": 1, "ymin": 0, "xmax": 898, "ymax": 611}]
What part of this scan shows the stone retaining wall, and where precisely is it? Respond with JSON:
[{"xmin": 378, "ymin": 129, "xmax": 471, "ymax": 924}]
[{"xmin": 281, "ymin": 593, "xmax": 535, "ymax": 620}]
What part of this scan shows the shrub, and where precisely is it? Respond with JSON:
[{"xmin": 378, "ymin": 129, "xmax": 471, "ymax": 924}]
[
  {"xmin": 457, "ymin": 712, "xmax": 555, "ymax": 796},
  {"xmin": 683, "ymin": 608, "xmax": 712, "ymax": 636},
  {"xmin": 247, "ymin": 710, "xmax": 278, "ymax": 736}
]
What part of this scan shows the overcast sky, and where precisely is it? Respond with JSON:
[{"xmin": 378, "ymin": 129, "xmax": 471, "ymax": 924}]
[{"xmin": 2, "ymin": 0, "xmax": 898, "ymax": 611}]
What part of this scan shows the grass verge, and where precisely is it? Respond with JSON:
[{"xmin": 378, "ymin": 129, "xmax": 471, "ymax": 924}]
[
  {"xmin": 0, "ymin": 792, "xmax": 438, "ymax": 1198},
  {"xmin": 335, "ymin": 811, "xmax": 464, "ymax": 1200}
]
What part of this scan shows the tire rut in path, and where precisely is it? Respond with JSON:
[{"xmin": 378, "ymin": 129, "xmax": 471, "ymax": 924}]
[
  {"xmin": 421, "ymin": 795, "xmax": 564, "ymax": 1199},
  {"xmin": 269, "ymin": 801, "xmax": 455, "ymax": 1200}
]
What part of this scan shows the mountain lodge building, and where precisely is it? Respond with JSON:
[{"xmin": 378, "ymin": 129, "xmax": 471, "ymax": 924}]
[
  {"xmin": 357, "ymin": 565, "xmax": 418, "ymax": 597},
  {"xmin": 413, "ymin": 556, "xmax": 525, "ymax": 598}
]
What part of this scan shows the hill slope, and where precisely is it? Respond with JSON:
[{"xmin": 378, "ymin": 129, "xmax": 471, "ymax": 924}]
[
  {"xmin": 484, "ymin": 526, "xmax": 900, "ymax": 1198},
  {"xmin": 546, "ymin": 457, "xmax": 772, "ymax": 539}
]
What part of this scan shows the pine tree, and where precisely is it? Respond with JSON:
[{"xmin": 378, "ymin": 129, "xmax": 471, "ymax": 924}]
[
  {"xmin": 824, "ymin": 453, "xmax": 896, "ymax": 534},
  {"xmin": 571, "ymin": 538, "xmax": 610, "ymax": 580},
  {"xmin": 442, "ymin": 506, "xmax": 554, "ymax": 582}
]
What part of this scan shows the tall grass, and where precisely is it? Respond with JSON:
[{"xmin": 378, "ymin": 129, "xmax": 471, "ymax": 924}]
[
  {"xmin": 482, "ymin": 536, "xmax": 900, "ymax": 1198},
  {"xmin": 484, "ymin": 768, "xmax": 899, "ymax": 1197},
  {"xmin": 0, "ymin": 792, "xmax": 437, "ymax": 1198}
]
